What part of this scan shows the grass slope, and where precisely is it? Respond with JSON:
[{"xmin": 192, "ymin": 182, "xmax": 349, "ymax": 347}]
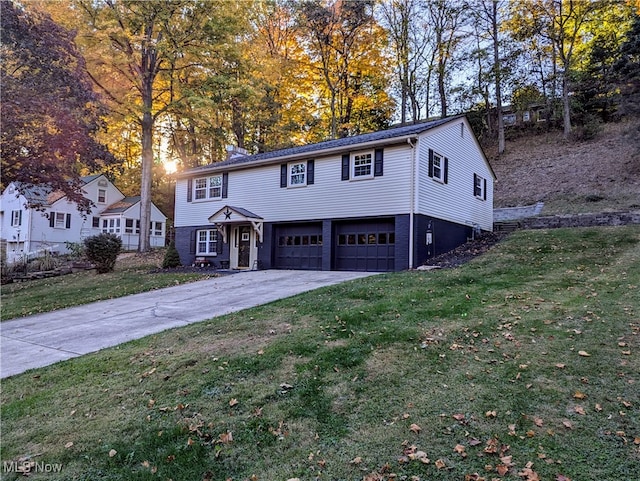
[
  {"xmin": 488, "ymin": 119, "xmax": 640, "ymax": 214},
  {"xmin": 1, "ymin": 226, "xmax": 639, "ymax": 480}
]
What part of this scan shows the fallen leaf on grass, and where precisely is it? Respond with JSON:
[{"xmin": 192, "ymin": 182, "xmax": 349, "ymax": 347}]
[
  {"xmin": 555, "ymin": 363, "xmax": 565, "ymax": 369},
  {"xmin": 574, "ymin": 406, "xmax": 586, "ymax": 415},
  {"xmin": 496, "ymin": 464, "xmax": 510, "ymax": 476},
  {"xmin": 578, "ymin": 351, "xmax": 591, "ymax": 357},
  {"xmin": 229, "ymin": 398, "xmax": 239, "ymax": 407},
  {"xmin": 534, "ymin": 417, "xmax": 544, "ymax": 427},
  {"xmin": 556, "ymin": 475, "xmax": 572, "ymax": 481},
  {"xmin": 485, "ymin": 410, "xmax": 497, "ymax": 418},
  {"xmin": 454, "ymin": 444, "xmax": 467, "ymax": 457},
  {"xmin": 435, "ymin": 458, "xmax": 446, "ymax": 469},
  {"xmin": 350, "ymin": 457, "xmax": 363, "ymax": 465},
  {"xmin": 573, "ymin": 391, "xmax": 587, "ymax": 400},
  {"xmin": 108, "ymin": 449, "xmax": 117, "ymax": 457},
  {"xmin": 409, "ymin": 423, "xmax": 422, "ymax": 434},
  {"xmin": 65, "ymin": 442, "xmax": 74, "ymax": 449}
]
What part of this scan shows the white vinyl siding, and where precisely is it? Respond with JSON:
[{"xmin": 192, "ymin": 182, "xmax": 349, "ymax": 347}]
[
  {"xmin": 417, "ymin": 121, "xmax": 494, "ymax": 231},
  {"xmin": 174, "ymin": 144, "xmax": 412, "ymax": 228}
]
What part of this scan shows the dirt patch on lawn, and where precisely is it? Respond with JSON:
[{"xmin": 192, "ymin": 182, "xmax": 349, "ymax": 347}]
[{"xmin": 421, "ymin": 231, "xmax": 509, "ymax": 269}]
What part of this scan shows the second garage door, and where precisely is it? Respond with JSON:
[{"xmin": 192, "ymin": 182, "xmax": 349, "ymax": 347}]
[
  {"xmin": 274, "ymin": 223, "xmax": 323, "ymax": 270},
  {"xmin": 335, "ymin": 219, "xmax": 396, "ymax": 271}
]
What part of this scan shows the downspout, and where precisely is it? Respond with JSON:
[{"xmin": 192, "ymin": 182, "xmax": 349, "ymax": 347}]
[{"xmin": 407, "ymin": 137, "xmax": 416, "ymax": 269}]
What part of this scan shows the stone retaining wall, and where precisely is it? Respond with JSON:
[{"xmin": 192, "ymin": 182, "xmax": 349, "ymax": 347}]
[{"xmin": 519, "ymin": 211, "xmax": 640, "ymax": 230}]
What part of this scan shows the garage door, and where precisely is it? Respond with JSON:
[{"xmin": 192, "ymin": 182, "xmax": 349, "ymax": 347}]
[
  {"xmin": 274, "ymin": 223, "xmax": 323, "ymax": 270},
  {"xmin": 335, "ymin": 219, "xmax": 395, "ymax": 271}
]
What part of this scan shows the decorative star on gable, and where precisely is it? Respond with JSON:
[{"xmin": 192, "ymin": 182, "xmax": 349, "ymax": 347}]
[{"xmin": 224, "ymin": 208, "xmax": 232, "ymax": 219}]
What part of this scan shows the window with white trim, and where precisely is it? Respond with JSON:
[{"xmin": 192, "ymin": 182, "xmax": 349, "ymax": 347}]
[
  {"xmin": 196, "ymin": 229, "xmax": 218, "ymax": 255},
  {"xmin": 474, "ymin": 173, "xmax": 487, "ymax": 200},
  {"xmin": 92, "ymin": 217, "xmax": 100, "ymax": 228},
  {"xmin": 352, "ymin": 151, "xmax": 373, "ymax": 179},
  {"xmin": 97, "ymin": 189, "xmax": 107, "ymax": 204},
  {"xmin": 289, "ymin": 162, "xmax": 306, "ymax": 186},
  {"xmin": 102, "ymin": 218, "xmax": 120, "ymax": 234},
  {"xmin": 11, "ymin": 210, "xmax": 22, "ymax": 226},
  {"xmin": 125, "ymin": 218, "xmax": 140, "ymax": 234},
  {"xmin": 150, "ymin": 221, "xmax": 163, "ymax": 236},
  {"xmin": 432, "ymin": 152, "xmax": 444, "ymax": 182},
  {"xmin": 55, "ymin": 212, "xmax": 66, "ymax": 228},
  {"xmin": 194, "ymin": 175, "xmax": 222, "ymax": 200}
]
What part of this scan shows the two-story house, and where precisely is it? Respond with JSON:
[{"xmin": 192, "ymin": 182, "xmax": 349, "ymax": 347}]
[
  {"xmin": 1, "ymin": 174, "xmax": 167, "ymax": 263},
  {"xmin": 173, "ymin": 116, "xmax": 496, "ymax": 272}
]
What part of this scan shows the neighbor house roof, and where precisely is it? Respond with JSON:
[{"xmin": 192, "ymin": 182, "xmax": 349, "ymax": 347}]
[
  {"xmin": 177, "ymin": 116, "xmax": 460, "ymax": 178},
  {"xmin": 8, "ymin": 175, "xmax": 107, "ymax": 206},
  {"xmin": 101, "ymin": 196, "xmax": 141, "ymax": 214}
]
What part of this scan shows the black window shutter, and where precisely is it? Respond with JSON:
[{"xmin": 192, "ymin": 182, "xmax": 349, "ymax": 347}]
[
  {"xmin": 187, "ymin": 179, "xmax": 193, "ymax": 202},
  {"xmin": 443, "ymin": 157, "xmax": 449, "ymax": 184},
  {"xmin": 65, "ymin": 213, "xmax": 71, "ymax": 229},
  {"xmin": 280, "ymin": 164, "xmax": 287, "ymax": 188},
  {"xmin": 18, "ymin": 210, "xmax": 22, "ymax": 225},
  {"xmin": 374, "ymin": 148, "xmax": 383, "ymax": 177},
  {"xmin": 341, "ymin": 154, "xmax": 350, "ymax": 181},
  {"xmin": 216, "ymin": 228, "xmax": 223, "ymax": 254},
  {"xmin": 473, "ymin": 174, "xmax": 479, "ymax": 196},
  {"xmin": 190, "ymin": 230, "xmax": 196, "ymax": 254},
  {"xmin": 483, "ymin": 178, "xmax": 487, "ymax": 200},
  {"xmin": 222, "ymin": 173, "xmax": 228, "ymax": 198},
  {"xmin": 49, "ymin": 213, "xmax": 55, "ymax": 228},
  {"xmin": 428, "ymin": 149, "xmax": 434, "ymax": 178},
  {"xmin": 307, "ymin": 160, "xmax": 315, "ymax": 185}
]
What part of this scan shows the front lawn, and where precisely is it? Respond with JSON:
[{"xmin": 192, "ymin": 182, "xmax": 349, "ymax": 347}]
[
  {"xmin": 1, "ymin": 226, "xmax": 638, "ymax": 480},
  {"xmin": 0, "ymin": 252, "xmax": 212, "ymax": 320}
]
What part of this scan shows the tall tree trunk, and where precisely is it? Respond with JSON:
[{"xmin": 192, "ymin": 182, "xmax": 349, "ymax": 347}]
[
  {"xmin": 562, "ymin": 72, "xmax": 572, "ymax": 139},
  {"xmin": 492, "ymin": 0, "xmax": 505, "ymax": 154},
  {"xmin": 139, "ymin": 107, "xmax": 153, "ymax": 252}
]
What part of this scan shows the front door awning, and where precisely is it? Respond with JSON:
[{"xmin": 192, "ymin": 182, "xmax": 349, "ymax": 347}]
[{"xmin": 208, "ymin": 205, "xmax": 264, "ymax": 242}]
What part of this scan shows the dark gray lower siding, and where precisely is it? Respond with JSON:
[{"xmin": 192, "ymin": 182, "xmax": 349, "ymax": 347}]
[
  {"xmin": 413, "ymin": 214, "xmax": 473, "ymax": 267},
  {"xmin": 174, "ymin": 225, "xmax": 230, "ymax": 268},
  {"xmin": 176, "ymin": 214, "xmax": 477, "ymax": 272}
]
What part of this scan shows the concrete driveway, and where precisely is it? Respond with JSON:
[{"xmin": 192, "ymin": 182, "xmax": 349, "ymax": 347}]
[{"xmin": 0, "ymin": 269, "xmax": 375, "ymax": 378}]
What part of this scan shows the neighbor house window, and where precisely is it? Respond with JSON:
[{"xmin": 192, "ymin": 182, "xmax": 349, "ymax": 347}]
[
  {"xmin": 49, "ymin": 212, "xmax": 71, "ymax": 229},
  {"xmin": 352, "ymin": 152, "xmax": 373, "ymax": 179},
  {"xmin": 289, "ymin": 162, "xmax": 306, "ymax": 186},
  {"xmin": 92, "ymin": 217, "xmax": 100, "ymax": 228},
  {"xmin": 125, "ymin": 218, "xmax": 140, "ymax": 234},
  {"xmin": 197, "ymin": 229, "xmax": 217, "ymax": 255},
  {"xmin": 194, "ymin": 175, "xmax": 222, "ymax": 200},
  {"xmin": 97, "ymin": 189, "xmax": 107, "ymax": 203},
  {"xmin": 102, "ymin": 218, "xmax": 120, "ymax": 234},
  {"xmin": 11, "ymin": 210, "xmax": 22, "ymax": 227},
  {"xmin": 150, "ymin": 221, "xmax": 163, "ymax": 236}
]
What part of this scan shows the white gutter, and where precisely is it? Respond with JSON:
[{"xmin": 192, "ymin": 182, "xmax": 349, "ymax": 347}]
[{"xmin": 407, "ymin": 137, "xmax": 416, "ymax": 269}]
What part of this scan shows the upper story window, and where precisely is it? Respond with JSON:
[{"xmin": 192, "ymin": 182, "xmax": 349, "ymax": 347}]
[
  {"xmin": 97, "ymin": 189, "xmax": 107, "ymax": 204},
  {"xmin": 11, "ymin": 210, "xmax": 22, "ymax": 227},
  {"xmin": 428, "ymin": 149, "xmax": 448, "ymax": 184},
  {"xmin": 341, "ymin": 149, "xmax": 383, "ymax": 181},
  {"xmin": 280, "ymin": 160, "xmax": 314, "ymax": 188},
  {"xmin": 289, "ymin": 162, "xmax": 306, "ymax": 186},
  {"xmin": 150, "ymin": 221, "xmax": 163, "ymax": 236},
  {"xmin": 352, "ymin": 152, "xmax": 373, "ymax": 179},
  {"xmin": 194, "ymin": 175, "xmax": 222, "ymax": 200}
]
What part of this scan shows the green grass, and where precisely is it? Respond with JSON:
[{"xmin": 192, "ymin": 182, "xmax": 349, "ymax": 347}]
[
  {"xmin": 1, "ymin": 226, "xmax": 639, "ymax": 481},
  {"xmin": 0, "ymin": 263, "xmax": 211, "ymax": 321}
]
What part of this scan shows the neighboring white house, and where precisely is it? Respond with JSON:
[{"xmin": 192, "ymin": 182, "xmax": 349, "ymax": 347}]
[
  {"xmin": 0, "ymin": 174, "xmax": 167, "ymax": 263},
  {"xmin": 173, "ymin": 116, "xmax": 496, "ymax": 272}
]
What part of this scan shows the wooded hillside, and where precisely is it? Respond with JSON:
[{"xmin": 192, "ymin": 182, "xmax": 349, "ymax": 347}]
[{"xmin": 488, "ymin": 119, "xmax": 640, "ymax": 214}]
